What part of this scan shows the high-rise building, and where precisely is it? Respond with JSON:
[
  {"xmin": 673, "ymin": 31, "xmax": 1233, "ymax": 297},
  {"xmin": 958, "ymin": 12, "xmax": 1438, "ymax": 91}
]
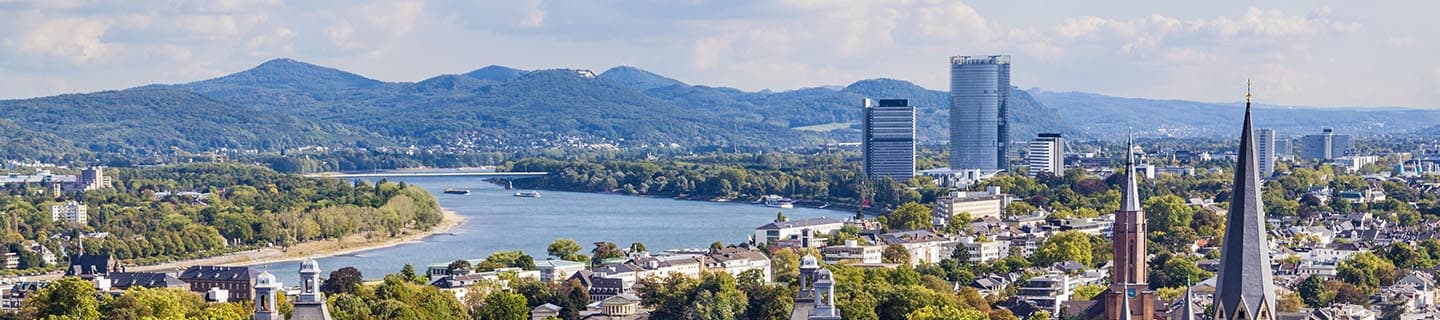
[
  {"xmin": 949, "ymin": 55, "xmax": 1011, "ymax": 171},
  {"xmin": 1300, "ymin": 128, "xmax": 1352, "ymax": 161},
  {"xmin": 1027, "ymin": 133, "xmax": 1064, "ymax": 177},
  {"xmin": 1274, "ymin": 139, "xmax": 1294, "ymax": 161},
  {"xmin": 1213, "ymin": 86, "xmax": 1277, "ymax": 320},
  {"xmin": 1255, "ymin": 129, "xmax": 1276, "ymax": 179},
  {"xmin": 862, "ymin": 99, "xmax": 916, "ymax": 182}
]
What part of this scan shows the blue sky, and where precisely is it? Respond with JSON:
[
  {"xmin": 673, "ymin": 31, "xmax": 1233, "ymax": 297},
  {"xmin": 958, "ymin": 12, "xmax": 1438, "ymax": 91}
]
[{"xmin": 0, "ymin": 0, "xmax": 1436, "ymax": 108}]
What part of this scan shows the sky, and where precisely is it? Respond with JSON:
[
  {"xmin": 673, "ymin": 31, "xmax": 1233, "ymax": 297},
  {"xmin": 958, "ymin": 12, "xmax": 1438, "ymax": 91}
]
[{"xmin": 1, "ymin": 0, "xmax": 1437, "ymax": 108}]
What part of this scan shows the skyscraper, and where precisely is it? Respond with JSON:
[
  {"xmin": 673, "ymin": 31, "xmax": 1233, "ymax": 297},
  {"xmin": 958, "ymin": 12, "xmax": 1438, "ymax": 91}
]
[
  {"xmin": 1255, "ymin": 128, "xmax": 1276, "ymax": 179},
  {"xmin": 949, "ymin": 55, "xmax": 1011, "ymax": 171},
  {"xmin": 1027, "ymin": 133, "xmax": 1064, "ymax": 177},
  {"xmin": 1214, "ymin": 85, "xmax": 1277, "ymax": 320},
  {"xmin": 862, "ymin": 99, "xmax": 916, "ymax": 182},
  {"xmin": 1300, "ymin": 128, "xmax": 1352, "ymax": 160}
]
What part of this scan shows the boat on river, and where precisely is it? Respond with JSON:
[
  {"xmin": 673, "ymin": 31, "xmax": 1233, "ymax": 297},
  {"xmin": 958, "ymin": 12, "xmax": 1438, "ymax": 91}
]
[
  {"xmin": 761, "ymin": 195, "xmax": 794, "ymax": 208},
  {"xmin": 443, "ymin": 188, "xmax": 470, "ymax": 195},
  {"xmin": 514, "ymin": 191, "xmax": 541, "ymax": 198}
]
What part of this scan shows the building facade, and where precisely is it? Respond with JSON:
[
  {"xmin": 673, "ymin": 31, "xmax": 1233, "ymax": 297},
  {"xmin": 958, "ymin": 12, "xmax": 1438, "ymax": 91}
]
[
  {"xmin": 933, "ymin": 187, "xmax": 1009, "ymax": 220},
  {"xmin": 180, "ymin": 266, "xmax": 257, "ymax": 302},
  {"xmin": 949, "ymin": 55, "xmax": 1011, "ymax": 171},
  {"xmin": 50, "ymin": 201, "xmax": 87, "ymax": 224},
  {"xmin": 73, "ymin": 166, "xmax": 110, "ymax": 192},
  {"xmin": 821, "ymin": 240, "xmax": 882, "ymax": 264},
  {"xmin": 1027, "ymin": 133, "xmax": 1064, "ymax": 177},
  {"xmin": 1255, "ymin": 128, "xmax": 1276, "ymax": 179},
  {"xmin": 1300, "ymin": 128, "xmax": 1353, "ymax": 161},
  {"xmin": 862, "ymin": 98, "xmax": 916, "ymax": 182}
]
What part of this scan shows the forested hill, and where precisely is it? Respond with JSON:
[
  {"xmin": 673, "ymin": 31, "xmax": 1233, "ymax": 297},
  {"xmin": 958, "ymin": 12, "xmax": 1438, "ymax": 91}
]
[{"xmin": 4, "ymin": 58, "xmax": 1439, "ymax": 161}]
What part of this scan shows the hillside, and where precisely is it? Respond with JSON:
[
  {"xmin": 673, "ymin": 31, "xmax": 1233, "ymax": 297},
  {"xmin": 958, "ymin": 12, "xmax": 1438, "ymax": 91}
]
[
  {"xmin": 4, "ymin": 57, "xmax": 1438, "ymax": 162},
  {"xmin": 1031, "ymin": 91, "xmax": 1440, "ymax": 139}
]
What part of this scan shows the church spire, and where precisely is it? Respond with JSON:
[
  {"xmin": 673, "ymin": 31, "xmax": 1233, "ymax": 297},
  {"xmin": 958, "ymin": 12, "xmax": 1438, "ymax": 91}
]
[
  {"xmin": 1121, "ymin": 132, "xmax": 1141, "ymax": 212},
  {"xmin": 1214, "ymin": 81, "xmax": 1277, "ymax": 320},
  {"xmin": 1119, "ymin": 290, "xmax": 1133, "ymax": 320},
  {"xmin": 1181, "ymin": 279, "xmax": 1197, "ymax": 320}
]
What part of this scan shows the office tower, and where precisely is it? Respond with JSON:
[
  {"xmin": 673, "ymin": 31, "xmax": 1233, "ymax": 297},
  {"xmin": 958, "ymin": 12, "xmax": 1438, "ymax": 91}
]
[
  {"xmin": 1255, "ymin": 128, "xmax": 1276, "ymax": 179},
  {"xmin": 1100, "ymin": 137, "xmax": 1157, "ymax": 320},
  {"xmin": 949, "ymin": 55, "xmax": 1011, "ymax": 171},
  {"xmin": 1300, "ymin": 128, "xmax": 1353, "ymax": 161},
  {"xmin": 862, "ymin": 99, "xmax": 916, "ymax": 182},
  {"xmin": 1274, "ymin": 139, "xmax": 1294, "ymax": 161},
  {"xmin": 1214, "ymin": 87, "xmax": 1277, "ymax": 320},
  {"xmin": 1026, "ymin": 133, "xmax": 1064, "ymax": 177}
]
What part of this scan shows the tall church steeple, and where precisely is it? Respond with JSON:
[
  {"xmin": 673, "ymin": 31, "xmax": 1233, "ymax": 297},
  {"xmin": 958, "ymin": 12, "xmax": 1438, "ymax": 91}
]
[
  {"xmin": 1113, "ymin": 134, "xmax": 1147, "ymax": 284},
  {"xmin": 1101, "ymin": 132, "xmax": 1156, "ymax": 320},
  {"xmin": 1213, "ymin": 81, "xmax": 1278, "ymax": 320}
]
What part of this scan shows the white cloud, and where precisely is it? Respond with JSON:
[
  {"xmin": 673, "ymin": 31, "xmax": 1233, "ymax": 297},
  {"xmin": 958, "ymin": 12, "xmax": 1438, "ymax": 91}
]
[
  {"xmin": 693, "ymin": 37, "xmax": 730, "ymax": 70},
  {"xmin": 3, "ymin": 15, "xmax": 113, "ymax": 65},
  {"xmin": 362, "ymin": 0, "xmax": 426, "ymax": 35},
  {"xmin": 519, "ymin": 0, "xmax": 546, "ymax": 28}
]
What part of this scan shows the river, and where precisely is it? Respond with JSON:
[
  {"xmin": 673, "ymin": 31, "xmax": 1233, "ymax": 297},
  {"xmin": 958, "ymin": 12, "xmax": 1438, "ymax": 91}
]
[{"xmin": 259, "ymin": 176, "xmax": 844, "ymax": 284}]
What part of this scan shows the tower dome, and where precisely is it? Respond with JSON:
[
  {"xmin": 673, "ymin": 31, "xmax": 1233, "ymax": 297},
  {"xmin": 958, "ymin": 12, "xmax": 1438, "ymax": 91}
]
[
  {"xmin": 255, "ymin": 271, "xmax": 278, "ymax": 287},
  {"xmin": 300, "ymin": 258, "xmax": 320, "ymax": 273}
]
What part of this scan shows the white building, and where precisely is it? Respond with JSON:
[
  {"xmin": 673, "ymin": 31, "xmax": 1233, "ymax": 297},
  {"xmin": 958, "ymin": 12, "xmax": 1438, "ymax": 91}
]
[
  {"xmin": 878, "ymin": 230, "xmax": 960, "ymax": 266},
  {"xmin": 706, "ymin": 248, "xmax": 772, "ymax": 281},
  {"xmin": 1027, "ymin": 133, "xmax": 1064, "ymax": 177},
  {"xmin": 754, "ymin": 218, "xmax": 845, "ymax": 246},
  {"xmin": 50, "ymin": 201, "xmax": 87, "ymax": 224},
  {"xmin": 821, "ymin": 240, "xmax": 882, "ymax": 264},
  {"xmin": 959, "ymin": 237, "xmax": 1009, "ymax": 263},
  {"xmin": 933, "ymin": 187, "xmax": 1009, "ymax": 220},
  {"xmin": 1256, "ymin": 128, "xmax": 1277, "ymax": 179},
  {"xmin": 535, "ymin": 260, "xmax": 587, "ymax": 283}
]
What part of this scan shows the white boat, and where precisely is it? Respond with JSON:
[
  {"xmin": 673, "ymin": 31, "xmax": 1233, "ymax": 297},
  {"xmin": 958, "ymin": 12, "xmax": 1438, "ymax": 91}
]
[
  {"xmin": 762, "ymin": 195, "xmax": 794, "ymax": 208},
  {"xmin": 513, "ymin": 191, "xmax": 541, "ymax": 198}
]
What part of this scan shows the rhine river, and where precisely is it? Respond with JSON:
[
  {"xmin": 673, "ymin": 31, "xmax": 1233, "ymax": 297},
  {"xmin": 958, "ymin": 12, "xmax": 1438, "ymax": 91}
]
[{"xmin": 260, "ymin": 176, "xmax": 842, "ymax": 284}]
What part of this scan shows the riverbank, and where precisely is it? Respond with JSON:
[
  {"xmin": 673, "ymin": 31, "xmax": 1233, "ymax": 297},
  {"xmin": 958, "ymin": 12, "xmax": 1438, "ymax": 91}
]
[{"xmin": 33, "ymin": 208, "xmax": 467, "ymax": 279}]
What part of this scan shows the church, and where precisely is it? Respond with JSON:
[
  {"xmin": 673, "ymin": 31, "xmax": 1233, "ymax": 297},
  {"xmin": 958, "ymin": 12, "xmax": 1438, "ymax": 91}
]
[
  {"xmin": 252, "ymin": 258, "xmax": 333, "ymax": 320},
  {"xmin": 1077, "ymin": 85, "xmax": 1278, "ymax": 320}
]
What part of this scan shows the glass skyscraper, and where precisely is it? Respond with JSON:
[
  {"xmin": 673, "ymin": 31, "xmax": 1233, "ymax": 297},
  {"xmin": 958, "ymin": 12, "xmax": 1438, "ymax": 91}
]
[
  {"xmin": 862, "ymin": 99, "xmax": 916, "ymax": 182},
  {"xmin": 949, "ymin": 55, "xmax": 1011, "ymax": 171}
]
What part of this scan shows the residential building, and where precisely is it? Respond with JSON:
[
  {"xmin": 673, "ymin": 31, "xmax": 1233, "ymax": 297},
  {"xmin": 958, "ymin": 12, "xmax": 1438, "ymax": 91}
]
[
  {"xmin": 705, "ymin": 248, "xmax": 772, "ymax": 281},
  {"xmin": 536, "ymin": 259, "xmax": 586, "ymax": 283},
  {"xmin": 1256, "ymin": 128, "xmax": 1277, "ymax": 178},
  {"xmin": 862, "ymin": 98, "xmax": 916, "ymax": 182},
  {"xmin": 180, "ymin": 266, "xmax": 257, "ymax": 302},
  {"xmin": 1301, "ymin": 128, "xmax": 1353, "ymax": 161},
  {"xmin": 50, "ymin": 201, "xmax": 87, "ymax": 224},
  {"xmin": 877, "ymin": 230, "xmax": 959, "ymax": 265},
  {"xmin": 959, "ymin": 237, "xmax": 1009, "ymax": 263},
  {"xmin": 1275, "ymin": 139, "xmax": 1294, "ymax": 161},
  {"xmin": 1027, "ymin": 133, "xmax": 1064, "ymax": 177},
  {"xmin": 531, "ymin": 304, "xmax": 562, "ymax": 320},
  {"xmin": 753, "ymin": 217, "xmax": 845, "ymax": 246},
  {"xmin": 73, "ymin": 166, "xmax": 110, "ymax": 192},
  {"xmin": 821, "ymin": 240, "xmax": 883, "ymax": 264},
  {"xmin": 1212, "ymin": 88, "xmax": 1278, "ymax": 320},
  {"xmin": 1331, "ymin": 156, "xmax": 1380, "ymax": 173},
  {"xmin": 1017, "ymin": 272, "xmax": 1105, "ymax": 315},
  {"xmin": 933, "ymin": 187, "xmax": 1009, "ymax": 220},
  {"xmin": 950, "ymin": 54, "xmax": 1011, "ymax": 171}
]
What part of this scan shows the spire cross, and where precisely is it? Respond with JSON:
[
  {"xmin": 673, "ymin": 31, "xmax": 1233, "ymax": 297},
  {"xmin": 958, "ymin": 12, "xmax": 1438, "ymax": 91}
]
[{"xmin": 1245, "ymin": 79, "xmax": 1253, "ymax": 103}]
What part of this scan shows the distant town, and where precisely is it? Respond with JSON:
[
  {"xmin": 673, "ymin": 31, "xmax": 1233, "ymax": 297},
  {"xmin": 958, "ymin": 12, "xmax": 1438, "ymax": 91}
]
[{"xmin": 3, "ymin": 50, "xmax": 1440, "ymax": 320}]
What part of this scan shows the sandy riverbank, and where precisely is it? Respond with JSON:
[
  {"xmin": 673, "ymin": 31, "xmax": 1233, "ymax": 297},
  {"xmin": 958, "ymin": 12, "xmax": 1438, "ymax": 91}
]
[{"xmin": 35, "ymin": 208, "xmax": 467, "ymax": 279}]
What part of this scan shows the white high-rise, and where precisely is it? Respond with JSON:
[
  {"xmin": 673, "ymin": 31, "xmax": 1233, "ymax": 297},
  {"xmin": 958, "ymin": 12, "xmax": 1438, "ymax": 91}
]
[
  {"xmin": 1256, "ymin": 128, "xmax": 1276, "ymax": 178},
  {"xmin": 1026, "ymin": 133, "xmax": 1063, "ymax": 177}
]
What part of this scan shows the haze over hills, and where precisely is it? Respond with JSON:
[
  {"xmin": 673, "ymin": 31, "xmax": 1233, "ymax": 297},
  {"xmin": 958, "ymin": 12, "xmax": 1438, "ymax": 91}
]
[{"xmin": 2, "ymin": 57, "xmax": 1438, "ymax": 161}]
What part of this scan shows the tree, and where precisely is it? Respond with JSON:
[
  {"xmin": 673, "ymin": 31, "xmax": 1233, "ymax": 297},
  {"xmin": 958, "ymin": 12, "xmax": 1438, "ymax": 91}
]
[
  {"xmin": 775, "ymin": 211, "xmax": 788, "ymax": 223},
  {"xmin": 629, "ymin": 242, "xmax": 647, "ymax": 254},
  {"xmin": 1145, "ymin": 195, "xmax": 1193, "ymax": 233},
  {"xmin": 592, "ymin": 242, "xmax": 626, "ymax": 266},
  {"xmin": 1071, "ymin": 284, "xmax": 1105, "ymax": 301},
  {"xmin": 887, "ymin": 202, "xmax": 932, "ymax": 231},
  {"xmin": 106, "ymin": 287, "xmax": 204, "ymax": 320},
  {"xmin": 1278, "ymin": 292, "xmax": 1304, "ymax": 312},
  {"xmin": 711, "ymin": 241, "xmax": 725, "ymax": 251},
  {"xmin": 692, "ymin": 272, "xmax": 748, "ymax": 320},
  {"xmin": 400, "ymin": 264, "xmax": 424, "ymax": 284},
  {"xmin": 448, "ymin": 260, "xmax": 473, "ymax": 273},
  {"xmin": 1337, "ymin": 252, "xmax": 1397, "ymax": 290},
  {"xmin": 547, "ymin": 238, "xmax": 584, "ymax": 262},
  {"xmin": 322, "ymin": 267, "xmax": 364, "ymax": 295},
  {"xmin": 906, "ymin": 305, "xmax": 988, "ymax": 320},
  {"xmin": 20, "ymin": 277, "xmax": 101, "ymax": 320},
  {"xmin": 883, "ymin": 244, "xmax": 911, "ymax": 264},
  {"xmin": 475, "ymin": 291, "xmax": 528, "ymax": 320},
  {"xmin": 1033, "ymin": 231, "xmax": 1094, "ymax": 267}
]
